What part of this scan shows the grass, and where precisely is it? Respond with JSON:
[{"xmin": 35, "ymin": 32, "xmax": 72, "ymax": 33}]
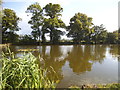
[
  {"xmin": 0, "ymin": 48, "xmax": 56, "ymax": 89},
  {"xmin": 69, "ymin": 83, "xmax": 120, "ymax": 89}
]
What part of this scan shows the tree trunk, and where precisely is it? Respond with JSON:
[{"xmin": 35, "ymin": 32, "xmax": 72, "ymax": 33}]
[
  {"xmin": 38, "ymin": 28, "xmax": 41, "ymax": 45},
  {"xmin": 50, "ymin": 31, "xmax": 53, "ymax": 43},
  {"xmin": 42, "ymin": 32, "xmax": 46, "ymax": 44},
  {"xmin": 50, "ymin": 27, "xmax": 54, "ymax": 44}
]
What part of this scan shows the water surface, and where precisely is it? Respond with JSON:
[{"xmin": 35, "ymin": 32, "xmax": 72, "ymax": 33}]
[{"xmin": 1, "ymin": 45, "xmax": 119, "ymax": 88}]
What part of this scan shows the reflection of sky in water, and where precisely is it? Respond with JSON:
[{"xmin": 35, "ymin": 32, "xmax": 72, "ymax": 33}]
[
  {"xmin": 58, "ymin": 45, "xmax": 73, "ymax": 61},
  {"xmin": 45, "ymin": 46, "xmax": 51, "ymax": 55}
]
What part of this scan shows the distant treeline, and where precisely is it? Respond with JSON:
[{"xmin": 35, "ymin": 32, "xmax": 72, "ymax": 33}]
[{"xmin": 2, "ymin": 3, "xmax": 120, "ymax": 45}]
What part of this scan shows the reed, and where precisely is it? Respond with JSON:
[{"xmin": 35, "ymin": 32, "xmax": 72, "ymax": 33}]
[{"xmin": 0, "ymin": 48, "xmax": 56, "ymax": 89}]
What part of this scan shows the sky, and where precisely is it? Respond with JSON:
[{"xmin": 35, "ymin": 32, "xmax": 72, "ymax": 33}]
[{"xmin": 2, "ymin": 0, "xmax": 119, "ymax": 37}]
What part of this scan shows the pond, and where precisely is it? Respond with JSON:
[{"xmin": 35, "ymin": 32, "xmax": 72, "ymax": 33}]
[{"xmin": 1, "ymin": 45, "xmax": 119, "ymax": 88}]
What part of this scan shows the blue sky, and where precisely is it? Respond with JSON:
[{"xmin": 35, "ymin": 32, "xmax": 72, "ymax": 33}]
[{"xmin": 3, "ymin": 0, "xmax": 119, "ymax": 37}]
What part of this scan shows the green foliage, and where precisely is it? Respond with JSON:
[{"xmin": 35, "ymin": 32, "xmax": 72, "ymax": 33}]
[
  {"xmin": 19, "ymin": 35, "xmax": 36, "ymax": 44},
  {"xmin": 106, "ymin": 32, "xmax": 118, "ymax": 44},
  {"xmin": 92, "ymin": 24, "xmax": 107, "ymax": 44},
  {"xmin": 43, "ymin": 3, "xmax": 65, "ymax": 43},
  {"xmin": 43, "ymin": 3, "xmax": 63, "ymax": 18},
  {"xmin": 2, "ymin": 8, "xmax": 21, "ymax": 43},
  {"xmin": 0, "ymin": 48, "xmax": 56, "ymax": 89},
  {"xmin": 3, "ymin": 32, "xmax": 19, "ymax": 43},
  {"xmin": 2, "ymin": 9, "xmax": 21, "ymax": 32},
  {"xmin": 67, "ymin": 13, "xmax": 93, "ymax": 43},
  {"xmin": 26, "ymin": 2, "xmax": 43, "ymax": 42},
  {"xmin": 31, "ymin": 30, "xmax": 39, "ymax": 40}
]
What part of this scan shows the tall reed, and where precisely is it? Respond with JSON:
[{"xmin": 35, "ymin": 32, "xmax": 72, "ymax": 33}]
[{"xmin": 0, "ymin": 48, "xmax": 56, "ymax": 89}]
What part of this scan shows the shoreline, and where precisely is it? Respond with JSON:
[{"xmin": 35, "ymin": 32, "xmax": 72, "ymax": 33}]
[
  {"xmin": 69, "ymin": 83, "xmax": 120, "ymax": 89},
  {"xmin": 0, "ymin": 43, "xmax": 119, "ymax": 46}
]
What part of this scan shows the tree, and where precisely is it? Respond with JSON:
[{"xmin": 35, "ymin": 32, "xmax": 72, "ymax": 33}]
[
  {"xmin": 19, "ymin": 34, "xmax": 36, "ymax": 44},
  {"xmin": 31, "ymin": 30, "xmax": 39, "ymax": 41},
  {"xmin": 106, "ymin": 30, "xmax": 119, "ymax": 44},
  {"xmin": 43, "ymin": 3, "xmax": 65, "ymax": 44},
  {"xmin": 26, "ymin": 2, "xmax": 44, "ymax": 43},
  {"xmin": 2, "ymin": 8, "xmax": 21, "ymax": 43},
  {"xmin": 106, "ymin": 32, "xmax": 117, "ymax": 44},
  {"xmin": 67, "ymin": 13, "xmax": 93, "ymax": 44},
  {"xmin": 92, "ymin": 24, "xmax": 107, "ymax": 44}
]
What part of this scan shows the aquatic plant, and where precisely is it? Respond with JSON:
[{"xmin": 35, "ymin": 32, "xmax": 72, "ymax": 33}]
[{"xmin": 0, "ymin": 48, "xmax": 56, "ymax": 89}]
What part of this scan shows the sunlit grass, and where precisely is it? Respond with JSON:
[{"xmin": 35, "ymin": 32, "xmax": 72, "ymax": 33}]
[{"xmin": 0, "ymin": 48, "xmax": 56, "ymax": 89}]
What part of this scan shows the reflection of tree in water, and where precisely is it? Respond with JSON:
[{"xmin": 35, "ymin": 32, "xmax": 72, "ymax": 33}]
[
  {"xmin": 66, "ymin": 45, "xmax": 92, "ymax": 74},
  {"xmin": 90, "ymin": 45, "xmax": 106, "ymax": 64},
  {"xmin": 109, "ymin": 45, "xmax": 119, "ymax": 57},
  {"xmin": 40, "ymin": 45, "xmax": 66, "ymax": 82},
  {"xmin": 66, "ymin": 45, "xmax": 106, "ymax": 74}
]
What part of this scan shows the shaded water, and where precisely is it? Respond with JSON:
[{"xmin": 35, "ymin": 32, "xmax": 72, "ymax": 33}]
[{"xmin": 1, "ymin": 45, "xmax": 119, "ymax": 88}]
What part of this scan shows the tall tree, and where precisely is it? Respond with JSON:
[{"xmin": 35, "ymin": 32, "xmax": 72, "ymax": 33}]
[
  {"xmin": 2, "ymin": 8, "xmax": 21, "ymax": 43},
  {"xmin": 43, "ymin": 3, "xmax": 65, "ymax": 44},
  {"xmin": 92, "ymin": 24, "xmax": 107, "ymax": 44},
  {"xmin": 67, "ymin": 13, "xmax": 93, "ymax": 44},
  {"xmin": 26, "ymin": 2, "xmax": 44, "ymax": 43}
]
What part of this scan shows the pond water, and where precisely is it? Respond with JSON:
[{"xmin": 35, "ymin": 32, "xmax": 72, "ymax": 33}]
[{"xmin": 1, "ymin": 45, "xmax": 119, "ymax": 88}]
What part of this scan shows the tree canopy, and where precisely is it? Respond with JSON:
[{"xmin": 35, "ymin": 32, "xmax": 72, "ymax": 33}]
[
  {"xmin": 43, "ymin": 3, "xmax": 65, "ymax": 44},
  {"xmin": 2, "ymin": 8, "xmax": 21, "ymax": 43},
  {"xmin": 92, "ymin": 24, "xmax": 107, "ymax": 44},
  {"xmin": 26, "ymin": 2, "xmax": 43, "ymax": 43},
  {"xmin": 67, "ymin": 13, "xmax": 93, "ymax": 43}
]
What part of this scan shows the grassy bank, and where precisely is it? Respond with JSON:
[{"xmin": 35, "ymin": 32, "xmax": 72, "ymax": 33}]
[
  {"xmin": 69, "ymin": 83, "xmax": 120, "ymax": 89},
  {"xmin": 0, "ymin": 48, "xmax": 56, "ymax": 89}
]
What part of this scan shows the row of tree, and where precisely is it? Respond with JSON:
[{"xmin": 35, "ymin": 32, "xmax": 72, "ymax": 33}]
[{"xmin": 2, "ymin": 2, "xmax": 120, "ymax": 44}]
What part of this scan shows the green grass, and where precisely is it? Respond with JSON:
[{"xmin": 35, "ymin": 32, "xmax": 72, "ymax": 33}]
[
  {"xmin": 69, "ymin": 83, "xmax": 120, "ymax": 89},
  {"xmin": 0, "ymin": 48, "xmax": 56, "ymax": 89}
]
